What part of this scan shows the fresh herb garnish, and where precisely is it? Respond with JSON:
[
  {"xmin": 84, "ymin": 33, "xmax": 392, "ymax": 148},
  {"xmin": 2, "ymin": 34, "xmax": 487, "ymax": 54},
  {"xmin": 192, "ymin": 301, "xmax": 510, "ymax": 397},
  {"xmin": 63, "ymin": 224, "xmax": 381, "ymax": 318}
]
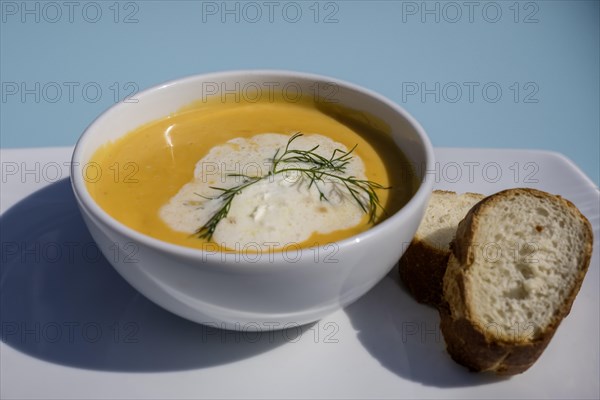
[{"xmin": 195, "ymin": 133, "xmax": 389, "ymax": 240}]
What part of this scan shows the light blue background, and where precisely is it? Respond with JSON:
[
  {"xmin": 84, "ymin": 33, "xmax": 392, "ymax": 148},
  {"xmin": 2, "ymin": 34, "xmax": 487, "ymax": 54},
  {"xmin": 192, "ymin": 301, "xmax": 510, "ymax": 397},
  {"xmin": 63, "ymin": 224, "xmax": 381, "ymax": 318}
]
[{"xmin": 1, "ymin": 0, "xmax": 598, "ymax": 184}]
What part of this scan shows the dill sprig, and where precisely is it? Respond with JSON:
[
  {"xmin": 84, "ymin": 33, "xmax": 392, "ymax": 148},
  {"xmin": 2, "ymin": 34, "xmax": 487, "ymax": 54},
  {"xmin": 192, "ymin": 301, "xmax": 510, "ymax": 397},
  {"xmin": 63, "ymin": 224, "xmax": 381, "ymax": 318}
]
[
  {"xmin": 194, "ymin": 133, "xmax": 389, "ymax": 240},
  {"xmin": 194, "ymin": 176, "xmax": 261, "ymax": 240}
]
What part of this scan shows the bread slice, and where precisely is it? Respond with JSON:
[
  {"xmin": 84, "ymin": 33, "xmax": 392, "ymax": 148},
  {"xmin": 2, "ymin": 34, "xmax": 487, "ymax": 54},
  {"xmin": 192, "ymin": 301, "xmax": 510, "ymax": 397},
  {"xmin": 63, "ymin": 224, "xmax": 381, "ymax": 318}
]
[
  {"xmin": 440, "ymin": 188, "xmax": 593, "ymax": 375},
  {"xmin": 399, "ymin": 190, "xmax": 484, "ymax": 307}
]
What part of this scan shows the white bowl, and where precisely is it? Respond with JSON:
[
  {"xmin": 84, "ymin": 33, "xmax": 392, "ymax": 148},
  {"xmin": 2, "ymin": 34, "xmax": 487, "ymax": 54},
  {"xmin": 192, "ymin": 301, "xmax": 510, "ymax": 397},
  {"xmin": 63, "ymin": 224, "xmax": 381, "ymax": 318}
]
[{"xmin": 71, "ymin": 70, "xmax": 435, "ymax": 331}]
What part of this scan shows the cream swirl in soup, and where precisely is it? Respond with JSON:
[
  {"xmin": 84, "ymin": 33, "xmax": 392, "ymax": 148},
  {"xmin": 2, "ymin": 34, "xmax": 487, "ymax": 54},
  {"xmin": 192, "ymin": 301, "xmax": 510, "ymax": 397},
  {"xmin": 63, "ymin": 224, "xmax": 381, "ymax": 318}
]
[{"xmin": 160, "ymin": 133, "xmax": 369, "ymax": 249}]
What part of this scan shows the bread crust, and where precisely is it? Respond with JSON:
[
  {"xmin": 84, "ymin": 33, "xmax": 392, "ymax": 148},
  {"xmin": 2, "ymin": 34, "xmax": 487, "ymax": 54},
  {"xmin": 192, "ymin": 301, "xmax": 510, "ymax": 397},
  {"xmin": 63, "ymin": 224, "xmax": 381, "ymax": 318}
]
[
  {"xmin": 441, "ymin": 188, "xmax": 594, "ymax": 375},
  {"xmin": 439, "ymin": 302, "xmax": 552, "ymax": 374},
  {"xmin": 399, "ymin": 190, "xmax": 483, "ymax": 308},
  {"xmin": 399, "ymin": 240, "xmax": 449, "ymax": 306}
]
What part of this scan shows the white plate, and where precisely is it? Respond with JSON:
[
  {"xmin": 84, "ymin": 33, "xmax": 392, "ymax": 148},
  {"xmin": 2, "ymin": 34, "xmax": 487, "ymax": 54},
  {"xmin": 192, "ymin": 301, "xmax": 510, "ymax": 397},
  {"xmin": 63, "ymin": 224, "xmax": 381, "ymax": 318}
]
[{"xmin": 1, "ymin": 147, "xmax": 598, "ymax": 400}]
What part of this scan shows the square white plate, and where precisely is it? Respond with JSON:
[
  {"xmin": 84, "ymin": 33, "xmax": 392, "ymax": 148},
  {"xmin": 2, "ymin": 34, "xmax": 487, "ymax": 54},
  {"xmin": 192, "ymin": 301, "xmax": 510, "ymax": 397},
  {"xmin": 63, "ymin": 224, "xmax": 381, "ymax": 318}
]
[{"xmin": 1, "ymin": 147, "xmax": 598, "ymax": 399}]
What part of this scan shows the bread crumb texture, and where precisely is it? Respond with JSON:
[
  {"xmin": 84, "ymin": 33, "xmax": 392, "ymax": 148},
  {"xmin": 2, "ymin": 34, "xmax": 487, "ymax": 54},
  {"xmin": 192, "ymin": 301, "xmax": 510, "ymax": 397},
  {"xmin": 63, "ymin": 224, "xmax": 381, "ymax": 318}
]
[
  {"xmin": 419, "ymin": 191, "xmax": 484, "ymax": 251},
  {"xmin": 462, "ymin": 189, "xmax": 592, "ymax": 341}
]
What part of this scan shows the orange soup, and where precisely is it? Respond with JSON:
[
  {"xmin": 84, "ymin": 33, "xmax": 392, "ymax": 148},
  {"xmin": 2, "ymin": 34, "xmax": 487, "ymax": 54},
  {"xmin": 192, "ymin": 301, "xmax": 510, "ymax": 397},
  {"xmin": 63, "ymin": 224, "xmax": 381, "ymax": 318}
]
[{"xmin": 86, "ymin": 96, "xmax": 417, "ymax": 251}]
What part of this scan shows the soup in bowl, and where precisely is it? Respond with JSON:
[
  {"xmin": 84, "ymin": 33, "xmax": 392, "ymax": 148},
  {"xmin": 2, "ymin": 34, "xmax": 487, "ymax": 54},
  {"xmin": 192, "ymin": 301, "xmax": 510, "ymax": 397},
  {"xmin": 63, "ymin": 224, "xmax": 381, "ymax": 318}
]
[{"xmin": 71, "ymin": 71, "xmax": 435, "ymax": 330}]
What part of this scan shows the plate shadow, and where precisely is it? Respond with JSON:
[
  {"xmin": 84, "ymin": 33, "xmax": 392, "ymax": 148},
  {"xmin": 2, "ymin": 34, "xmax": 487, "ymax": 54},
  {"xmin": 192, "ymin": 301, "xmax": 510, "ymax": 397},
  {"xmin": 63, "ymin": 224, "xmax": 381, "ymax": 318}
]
[
  {"xmin": 344, "ymin": 265, "xmax": 509, "ymax": 388},
  {"xmin": 0, "ymin": 178, "xmax": 292, "ymax": 372}
]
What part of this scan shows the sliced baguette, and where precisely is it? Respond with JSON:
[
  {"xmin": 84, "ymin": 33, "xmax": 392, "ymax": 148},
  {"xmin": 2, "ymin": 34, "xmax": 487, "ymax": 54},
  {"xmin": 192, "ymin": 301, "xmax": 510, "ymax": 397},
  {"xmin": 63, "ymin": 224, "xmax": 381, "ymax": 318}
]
[
  {"xmin": 399, "ymin": 190, "xmax": 484, "ymax": 307},
  {"xmin": 440, "ymin": 188, "xmax": 593, "ymax": 375}
]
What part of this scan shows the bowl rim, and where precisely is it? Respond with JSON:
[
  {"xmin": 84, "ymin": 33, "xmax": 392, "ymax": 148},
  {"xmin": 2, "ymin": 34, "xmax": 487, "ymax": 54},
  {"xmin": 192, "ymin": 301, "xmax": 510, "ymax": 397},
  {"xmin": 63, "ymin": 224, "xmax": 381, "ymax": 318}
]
[{"xmin": 71, "ymin": 69, "xmax": 435, "ymax": 268}]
